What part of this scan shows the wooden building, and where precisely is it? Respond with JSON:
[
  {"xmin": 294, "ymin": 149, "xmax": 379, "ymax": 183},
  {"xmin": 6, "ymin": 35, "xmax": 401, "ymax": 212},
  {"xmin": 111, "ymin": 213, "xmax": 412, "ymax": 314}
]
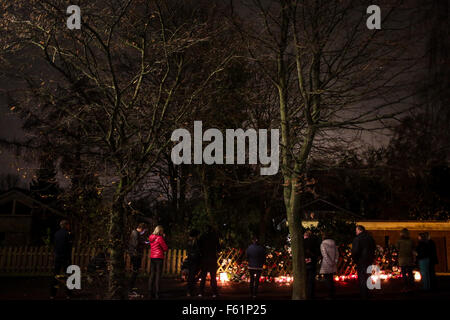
[
  {"xmin": 300, "ymin": 199, "xmax": 450, "ymax": 273},
  {"xmin": 360, "ymin": 221, "xmax": 450, "ymax": 273},
  {"xmin": 0, "ymin": 188, "xmax": 65, "ymax": 246}
]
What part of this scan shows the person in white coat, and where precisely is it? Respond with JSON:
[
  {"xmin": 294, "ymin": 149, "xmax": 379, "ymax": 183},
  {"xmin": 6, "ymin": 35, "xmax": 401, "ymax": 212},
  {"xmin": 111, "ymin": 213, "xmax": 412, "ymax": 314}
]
[{"xmin": 320, "ymin": 232, "xmax": 339, "ymax": 299}]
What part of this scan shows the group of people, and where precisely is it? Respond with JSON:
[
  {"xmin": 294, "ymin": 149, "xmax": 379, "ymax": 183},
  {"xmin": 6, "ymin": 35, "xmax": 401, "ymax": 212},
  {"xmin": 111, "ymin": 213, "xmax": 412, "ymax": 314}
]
[
  {"xmin": 49, "ymin": 219, "xmax": 440, "ymax": 300},
  {"xmin": 188, "ymin": 234, "xmax": 267, "ymax": 299},
  {"xmin": 302, "ymin": 226, "xmax": 377, "ymax": 300},
  {"xmin": 304, "ymin": 225, "xmax": 439, "ymax": 300},
  {"xmin": 128, "ymin": 223, "xmax": 170, "ymax": 299},
  {"xmin": 129, "ymin": 224, "xmax": 268, "ymax": 299},
  {"xmin": 303, "ymin": 230, "xmax": 341, "ymax": 299},
  {"xmin": 396, "ymin": 228, "xmax": 438, "ymax": 292},
  {"xmin": 128, "ymin": 224, "xmax": 221, "ymax": 299},
  {"xmin": 184, "ymin": 226, "xmax": 373, "ymax": 300},
  {"xmin": 184, "ymin": 227, "xmax": 221, "ymax": 298}
]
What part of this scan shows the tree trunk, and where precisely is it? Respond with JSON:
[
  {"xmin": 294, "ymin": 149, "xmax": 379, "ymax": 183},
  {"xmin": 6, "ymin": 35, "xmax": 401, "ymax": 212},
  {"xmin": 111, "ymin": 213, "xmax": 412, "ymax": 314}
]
[
  {"xmin": 107, "ymin": 182, "xmax": 127, "ymax": 299},
  {"xmin": 285, "ymin": 177, "xmax": 306, "ymax": 300}
]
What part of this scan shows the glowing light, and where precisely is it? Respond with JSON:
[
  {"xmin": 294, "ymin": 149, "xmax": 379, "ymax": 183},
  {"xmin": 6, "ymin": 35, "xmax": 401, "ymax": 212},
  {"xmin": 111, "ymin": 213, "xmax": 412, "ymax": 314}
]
[
  {"xmin": 219, "ymin": 272, "xmax": 229, "ymax": 282},
  {"xmin": 414, "ymin": 271, "xmax": 421, "ymax": 281},
  {"xmin": 274, "ymin": 276, "xmax": 293, "ymax": 284}
]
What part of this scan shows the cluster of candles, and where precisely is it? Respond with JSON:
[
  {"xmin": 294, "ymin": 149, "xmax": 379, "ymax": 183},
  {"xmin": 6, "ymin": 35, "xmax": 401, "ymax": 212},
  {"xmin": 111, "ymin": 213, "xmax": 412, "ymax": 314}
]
[
  {"xmin": 364, "ymin": 270, "xmax": 422, "ymax": 283},
  {"xmin": 211, "ymin": 245, "xmax": 422, "ymax": 285},
  {"xmin": 215, "ymin": 270, "xmax": 422, "ymax": 284},
  {"xmin": 214, "ymin": 272, "xmax": 291, "ymax": 284}
]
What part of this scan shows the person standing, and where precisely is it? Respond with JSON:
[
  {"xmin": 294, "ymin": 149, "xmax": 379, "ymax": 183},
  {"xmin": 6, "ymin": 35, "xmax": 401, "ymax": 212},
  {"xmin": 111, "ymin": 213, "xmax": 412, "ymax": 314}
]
[
  {"xmin": 186, "ymin": 229, "xmax": 201, "ymax": 297},
  {"xmin": 128, "ymin": 223, "xmax": 147, "ymax": 295},
  {"xmin": 246, "ymin": 236, "xmax": 266, "ymax": 299},
  {"xmin": 396, "ymin": 228, "xmax": 415, "ymax": 292},
  {"xmin": 86, "ymin": 248, "xmax": 109, "ymax": 300},
  {"xmin": 425, "ymin": 232, "xmax": 438, "ymax": 290},
  {"xmin": 198, "ymin": 226, "xmax": 220, "ymax": 298},
  {"xmin": 351, "ymin": 225, "xmax": 376, "ymax": 299},
  {"xmin": 303, "ymin": 230, "xmax": 320, "ymax": 299},
  {"xmin": 416, "ymin": 233, "xmax": 431, "ymax": 291},
  {"xmin": 50, "ymin": 220, "xmax": 74, "ymax": 299},
  {"xmin": 148, "ymin": 225, "xmax": 168, "ymax": 299},
  {"xmin": 319, "ymin": 232, "xmax": 339, "ymax": 299}
]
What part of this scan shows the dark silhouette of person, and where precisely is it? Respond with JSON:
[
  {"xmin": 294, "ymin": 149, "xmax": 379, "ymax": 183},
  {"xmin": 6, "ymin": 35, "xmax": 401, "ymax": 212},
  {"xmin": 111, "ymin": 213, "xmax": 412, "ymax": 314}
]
[
  {"xmin": 128, "ymin": 223, "xmax": 147, "ymax": 295},
  {"xmin": 198, "ymin": 226, "xmax": 220, "ymax": 298},
  {"xmin": 425, "ymin": 232, "xmax": 438, "ymax": 290},
  {"xmin": 50, "ymin": 220, "xmax": 73, "ymax": 299},
  {"xmin": 396, "ymin": 228, "xmax": 415, "ymax": 292},
  {"xmin": 303, "ymin": 230, "xmax": 320, "ymax": 299},
  {"xmin": 417, "ymin": 233, "xmax": 432, "ymax": 291},
  {"xmin": 352, "ymin": 225, "xmax": 376, "ymax": 299},
  {"xmin": 186, "ymin": 229, "xmax": 201, "ymax": 296},
  {"xmin": 246, "ymin": 236, "xmax": 266, "ymax": 298}
]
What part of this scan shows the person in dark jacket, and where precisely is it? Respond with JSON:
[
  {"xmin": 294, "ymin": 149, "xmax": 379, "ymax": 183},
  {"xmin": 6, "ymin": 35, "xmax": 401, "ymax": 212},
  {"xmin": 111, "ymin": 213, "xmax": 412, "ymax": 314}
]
[
  {"xmin": 396, "ymin": 228, "xmax": 415, "ymax": 292},
  {"xmin": 128, "ymin": 223, "xmax": 147, "ymax": 295},
  {"xmin": 246, "ymin": 236, "xmax": 266, "ymax": 299},
  {"xmin": 50, "ymin": 220, "xmax": 73, "ymax": 299},
  {"xmin": 186, "ymin": 229, "xmax": 201, "ymax": 296},
  {"xmin": 425, "ymin": 232, "xmax": 438, "ymax": 290},
  {"xmin": 198, "ymin": 226, "xmax": 220, "ymax": 298},
  {"xmin": 416, "ymin": 233, "xmax": 431, "ymax": 291},
  {"xmin": 303, "ymin": 230, "xmax": 320, "ymax": 299},
  {"xmin": 351, "ymin": 225, "xmax": 376, "ymax": 299}
]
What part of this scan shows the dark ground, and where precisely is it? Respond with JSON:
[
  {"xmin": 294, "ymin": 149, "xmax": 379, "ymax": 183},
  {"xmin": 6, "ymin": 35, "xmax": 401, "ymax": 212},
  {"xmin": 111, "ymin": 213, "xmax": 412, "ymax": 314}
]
[{"xmin": 1, "ymin": 275, "xmax": 450, "ymax": 300}]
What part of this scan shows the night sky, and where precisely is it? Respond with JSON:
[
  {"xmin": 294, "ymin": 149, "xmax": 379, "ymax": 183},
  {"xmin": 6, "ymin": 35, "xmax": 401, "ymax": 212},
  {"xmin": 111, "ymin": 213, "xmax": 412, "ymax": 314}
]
[{"xmin": 0, "ymin": 0, "xmax": 437, "ymax": 189}]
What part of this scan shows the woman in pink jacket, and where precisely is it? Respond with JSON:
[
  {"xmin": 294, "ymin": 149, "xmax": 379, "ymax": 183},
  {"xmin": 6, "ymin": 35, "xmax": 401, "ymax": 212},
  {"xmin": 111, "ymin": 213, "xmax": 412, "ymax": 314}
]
[{"xmin": 148, "ymin": 225, "xmax": 168, "ymax": 299}]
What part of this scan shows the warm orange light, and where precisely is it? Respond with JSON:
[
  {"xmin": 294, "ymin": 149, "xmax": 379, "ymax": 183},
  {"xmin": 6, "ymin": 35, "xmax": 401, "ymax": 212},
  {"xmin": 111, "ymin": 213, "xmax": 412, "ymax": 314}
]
[
  {"xmin": 414, "ymin": 271, "xmax": 421, "ymax": 281},
  {"xmin": 219, "ymin": 272, "xmax": 229, "ymax": 282},
  {"xmin": 274, "ymin": 276, "xmax": 293, "ymax": 284}
]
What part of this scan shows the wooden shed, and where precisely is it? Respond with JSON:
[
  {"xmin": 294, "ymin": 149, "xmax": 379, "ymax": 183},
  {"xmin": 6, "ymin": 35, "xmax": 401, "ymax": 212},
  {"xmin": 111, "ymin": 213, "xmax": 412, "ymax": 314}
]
[
  {"xmin": 0, "ymin": 188, "xmax": 65, "ymax": 246},
  {"xmin": 358, "ymin": 221, "xmax": 450, "ymax": 273},
  {"xmin": 300, "ymin": 199, "xmax": 450, "ymax": 273}
]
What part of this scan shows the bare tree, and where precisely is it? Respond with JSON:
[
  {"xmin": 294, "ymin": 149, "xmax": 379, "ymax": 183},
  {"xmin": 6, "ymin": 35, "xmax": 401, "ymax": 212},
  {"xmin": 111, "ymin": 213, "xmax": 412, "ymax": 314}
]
[
  {"xmin": 231, "ymin": 0, "xmax": 423, "ymax": 299},
  {"xmin": 0, "ymin": 0, "xmax": 233, "ymax": 298}
]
